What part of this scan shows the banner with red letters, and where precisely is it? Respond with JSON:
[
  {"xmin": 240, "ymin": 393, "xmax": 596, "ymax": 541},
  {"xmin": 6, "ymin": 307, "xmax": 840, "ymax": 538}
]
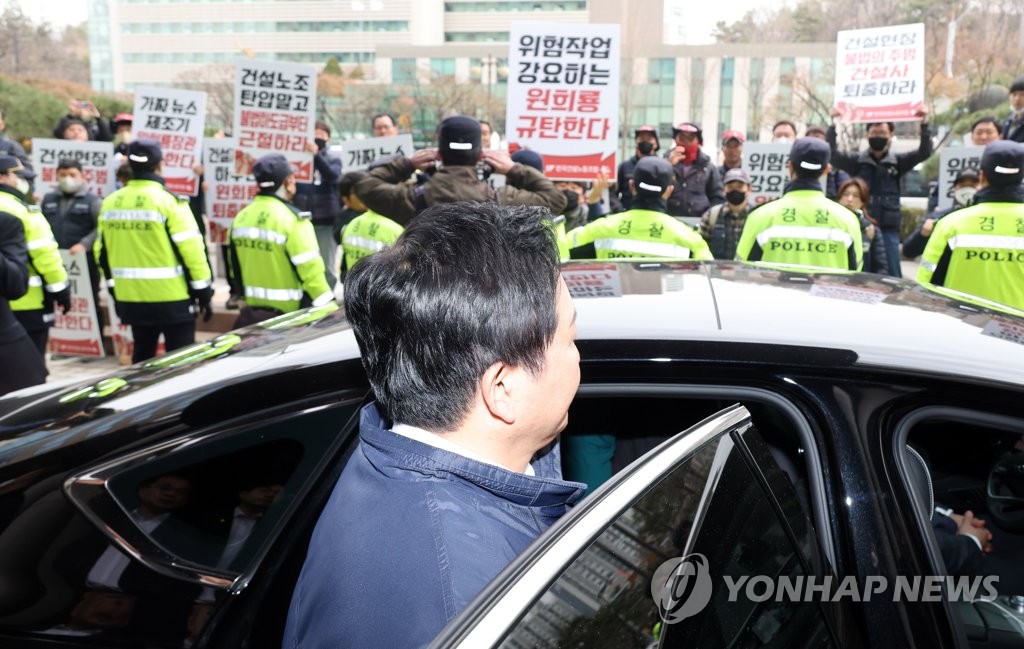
[
  {"xmin": 31, "ymin": 139, "xmax": 116, "ymax": 198},
  {"xmin": 833, "ymin": 23, "xmax": 925, "ymax": 123},
  {"xmin": 233, "ymin": 59, "xmax": 316, "ymax": 183},
  {"xmin": 203, "ymin": 138, "xmax": 257, "ymax": 245},
  {"xmin": 48, "ymin": 250, "xmax": 104, "ymax": 358},
  {"xmin": 132, "ymin": 86, "xmax": 207, "ymax": 196},
  {"xmin": 507, "ymin": 22, "xmax": 620, "ymax": 181}
]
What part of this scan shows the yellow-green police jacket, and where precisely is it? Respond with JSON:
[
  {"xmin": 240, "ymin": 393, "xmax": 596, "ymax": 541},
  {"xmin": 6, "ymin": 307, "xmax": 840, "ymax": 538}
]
[
  {"xmin": 95, "ymin": 178, "xmax": 212, "ymax": 325},
  {"xmin": 736, "ymin": 188, "xmax": 863, "ymax": 272},
  {"xmin": 341, "ymin": 209, "xmax": 404, "ymax": 273},
  {"xmin": 231, "ymin": 194, "xmax": 333, "ymax": 313},
  {"xmin": 0, "ymin": 186, "xmax": 68, "ymax": 314},
  {"xmin": 568, "ymin": 208, "xmax": 713, "ymax": 261},
  {"xmin": 917, "ymin": 198, "xmax": 1024, "ymax": 312}
]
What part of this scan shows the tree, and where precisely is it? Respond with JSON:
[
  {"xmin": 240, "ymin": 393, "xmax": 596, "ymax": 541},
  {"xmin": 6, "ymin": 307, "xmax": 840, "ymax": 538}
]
[{"xmin": 323, "ymin": 56, "xmax": 343, "ymax": 77}]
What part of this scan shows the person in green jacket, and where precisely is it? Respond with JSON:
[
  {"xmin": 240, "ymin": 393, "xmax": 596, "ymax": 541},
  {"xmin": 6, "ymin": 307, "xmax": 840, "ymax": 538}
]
[
  {"xmin": 0, "ymin": 156, "xmax": 70, "ymax": 355},
  {"xmin": 338, "ymin": 177, "xmax": 404, "ymax": 275},
  {"xmin": 95, "ymin": 139, "xmax": 213, "ymax": 363},
  {"xmin": 736, "ymin": 137, "xmax": 863, "ymax": 272},
  {"xmin": 918, "ymin": 140, "xmax": 1024, "ymax": 312},
  {"xmin": 230, "ymin": 154, "xmax": 334, "ymax": 327},
  {"xmin": 568, "ymin": 156, "xmax": 712, "ymax": 261}
]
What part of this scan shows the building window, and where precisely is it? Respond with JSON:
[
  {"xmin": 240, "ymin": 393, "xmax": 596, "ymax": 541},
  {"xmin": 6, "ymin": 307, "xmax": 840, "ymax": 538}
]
[
  {"xmin": 718, "ymin": 57, "xmax": 734, "ymax": 138},
  {"xmin": 430, "ymin": 58, "xmax": 455, "ymax": 79},
  {"xmin": 392, "ymin": 58, "xmax": 417, "ymax": 83},
  {"xmin": 648, "ymin": 57, "xmax": 675, "ymax": 85},
  {"xmin": 689, "ymin": 58, "xmax": 704, "ymax": 123}
]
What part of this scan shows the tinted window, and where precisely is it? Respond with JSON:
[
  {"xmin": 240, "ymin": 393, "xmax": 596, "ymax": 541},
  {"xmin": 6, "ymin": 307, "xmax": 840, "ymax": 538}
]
[{"xmin": 499, "ymin": 428, "xmax": 839, "ymax": 648}]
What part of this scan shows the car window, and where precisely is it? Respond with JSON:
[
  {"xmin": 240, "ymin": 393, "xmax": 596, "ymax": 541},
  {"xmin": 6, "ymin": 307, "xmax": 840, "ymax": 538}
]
[
  {"xmin": 498, "ymin": 426, "xmax": 845, "ymax": 649},
  {"xmin": 0, "ymin": 399, "xmax": 359, "ymax": 648}
]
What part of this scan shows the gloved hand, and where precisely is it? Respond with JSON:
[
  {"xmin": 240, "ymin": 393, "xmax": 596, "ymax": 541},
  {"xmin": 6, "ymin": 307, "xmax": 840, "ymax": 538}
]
[
  {"xmin": 50, "ymin": 285, "xmax": 72, "ymax": 313},
  {"xmin": 191, "ymin": 285, "xmax": 214, "ymax": 323}
]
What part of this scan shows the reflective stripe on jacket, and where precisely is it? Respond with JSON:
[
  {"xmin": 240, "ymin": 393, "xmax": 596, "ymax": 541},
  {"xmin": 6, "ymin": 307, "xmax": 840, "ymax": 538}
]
[{"xmin": 0, "ymin": 189, "xmax": 68, "ymax": 313}]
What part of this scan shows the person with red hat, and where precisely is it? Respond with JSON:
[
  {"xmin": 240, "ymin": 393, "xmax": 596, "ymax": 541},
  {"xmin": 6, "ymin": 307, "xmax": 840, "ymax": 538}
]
[
  {"xmin": 615, "ymin": 125, "xmax": 660, "ymax": 211},
  {"xmin": 111, "ymin": 113, "xmax": 134, "ymax": 156},
  {"xmin": 666, "ymin": 121, "xmax": 725, "ymax": 225},
  {"xmin": 719, "ymin": 129, "xmax": 745, "ymax": 179}
]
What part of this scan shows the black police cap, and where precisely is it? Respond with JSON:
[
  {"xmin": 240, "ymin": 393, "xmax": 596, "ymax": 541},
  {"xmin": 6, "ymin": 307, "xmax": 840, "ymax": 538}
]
[
  {"xmin": 633, "ymin": 156, "xmax": 673, "ymax": 194},
  {"xmin": 127, "ymin": 138, "xmax": 163, "ymax": 170},
  {"xmin": 252, "ymin": 153, "xmax": 294, "ymax": 190},
  {"xmin": 981, "ymin": 140, "xmax": 1024, "ymax": 185},
  {"xmin": 0, "ymin": 155, "xmax": 23, "ymax": 175},
  {"xmin": 789, "ymin": 137, "xmax": 830, "ymax": 176}
]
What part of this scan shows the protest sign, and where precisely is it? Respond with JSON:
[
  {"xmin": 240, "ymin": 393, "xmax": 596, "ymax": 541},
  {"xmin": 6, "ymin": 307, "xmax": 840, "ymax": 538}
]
[
  {"xmin": 31, "ymin": 139, "xmax": 116, "ymax": 198},
  {"xmin": 743, "ymin": 143, "xmax": 791, "ymax": 206},
  {"xmin": 48, "ymin": 250, "xmax": 104, "ymax": 358},
  {"xmin": 333, "ymin": 134, "xmax": 414, "ymax": 172},
  {"xmin": 936, "ymin": 146, "xmax": 983, "ymax": 211},
  {"xmin": 132, "ymin": 86, "xmax": 207, "ymax": 195},
  {"xmin": 507, "ymin": 23, "xmax": 620, "ymax": 181},
  {"xmin": 233, "ymin": 59, "xmax": 316, "ymax": 183},
  {"xmin": 834, "ymin": 22, "xmax": 925, "ymax": 123},
  {"xmin": 203, "ymin": 138, "xmax": 257, "ymax": 245}
]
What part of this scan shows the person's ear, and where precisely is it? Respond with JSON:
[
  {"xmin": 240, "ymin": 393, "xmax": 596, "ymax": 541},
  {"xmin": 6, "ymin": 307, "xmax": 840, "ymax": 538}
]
[{"xmin": 479, "ymin": 361, "xmax": 516, "ymax": 425}]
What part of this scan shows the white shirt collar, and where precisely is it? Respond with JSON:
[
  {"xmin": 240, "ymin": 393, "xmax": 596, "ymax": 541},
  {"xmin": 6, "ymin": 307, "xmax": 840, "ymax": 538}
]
[{"xmin": 391, "ymin": 423, "xmax": 535, "ymax": 476}]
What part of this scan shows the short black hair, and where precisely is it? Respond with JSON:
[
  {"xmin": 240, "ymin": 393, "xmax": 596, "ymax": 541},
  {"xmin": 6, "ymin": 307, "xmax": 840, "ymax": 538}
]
[
  {"xmin": 865, "ymin": 121, "xmax": 896, "ymax": 133},
  {"xmin": 372, "ymin": 113, "xmax": 396, "ymax": 128},
  {"xmin": 57, "ymin": 158, "xmax": 83, "ymax": 171},
  {"xmin": 338, "ymin": 170, "xmax": 367, "ymax": 198},
  {"xmin": 772, "ymin": 120, "xmax": 797, "ymax": 135},
  {"xmin": 971, "ymin": 116, "xmax": 1001, "ymax": 135},
  {"xmin": 344, "ymin": 202, "xmax": 561, "ymax": 431},
  {"xmin": 315, "ymin": 120, "xmax": 331, "ymax": 136}
]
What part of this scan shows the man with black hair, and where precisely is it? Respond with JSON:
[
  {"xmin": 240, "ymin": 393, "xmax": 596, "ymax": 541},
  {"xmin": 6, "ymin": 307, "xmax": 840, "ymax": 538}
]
[
  {"xmin": 972, "ymin": 116, "xmax": 1002, "ymax": 146},
  {"xmin": 1002, "ymin": 77, "xmax": 1024, "ymax": 143},
  {"xmin": 918, "ymin": 141, "xmax": 1024, "ymax": 311},
  {"xmin": 354, "ymin": 115, "xmax": 565, "ymax": 224},
  {"xmin": 371, "ymin": 113, "xmax": 399, "ymax": 137},
  {"xmin": 666, "ymin": 121, "xmax": 724, "ymax": 222},
  {"xmin": 1, "ymin": 157, "xmax": 71, "ymax": 355},
  {"xmin": 827, "ymin": 106, "xmax": 932, "ymax": 276},
  {"xmin": 95, "ymin": 139, "xmax": 213, "ymax": 362},
  {"xmin": 284, "ymin": 202, "xmax": 584, "ymax": 648},
  {"xmin": 737, "ymin": 137, "xmax": 863, "ymax": 271},
  {"xmin": 293, "ymin": 121, "xmax": 342, "ymax": 289},
  {"xmin": 771, "ymin": 120, "xmax": 798, "ymax": 142},
  {"xmin": 570, "ymin": 156, "xmax": 711, "ymax": 261},
  {"xmin": 617, "ymin": 125, "xmax": 660, "ymax": 211},
  {"xmin": 230, "ymin": 154, "xmax": 333, "ymax": 327}
]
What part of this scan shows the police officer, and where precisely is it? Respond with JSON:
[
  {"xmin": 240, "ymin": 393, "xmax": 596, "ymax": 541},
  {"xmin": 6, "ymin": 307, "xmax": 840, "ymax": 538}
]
[
  {"xmin": 339, "ymin": 184, "xmax": 403, "ymax": 276},
  {"xmin": 40, "ymin": 158, "xmax": 103, "ymax": 322},
  {"xmin": 229, "ymin": 154, "xmax": 334, "ymax": 327},
  {"xmin": 918, "ymin": 141, "xmax": 1024, "ymax": 312},
  {"xmin": 0, "ymin": 156, "xmax": 71, "ymax": 355},
  {"xmin": 95, "ymin": 139, "xmax": 213, "ymax": 363},
  {"xmin": 0, "ymin": 207, "xmax": 46, "ymax": 394},
  {"xmin": 736, "ymin": 138, "xmax": 863, "ymax": 271},
  {"xmin": 568, "ymin": 156, "xmax": 712, "ymax": 261}
]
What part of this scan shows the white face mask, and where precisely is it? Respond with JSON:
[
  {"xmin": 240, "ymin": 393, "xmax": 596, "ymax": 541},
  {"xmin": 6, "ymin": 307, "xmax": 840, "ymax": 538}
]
[
  {"xmin": 773, "ymin": 137, "xmax": 792, "ymax": 144},
  {"xmin": 953, "ymin": 186, "xmax": 977, "ymax": 207},
  {"xmin": 14, "ymin": 177, "xmax": 29, "ymax": 196},
  {"xmin": 59, "ymin": 176, "xmax": 84, "ymax": 194}
]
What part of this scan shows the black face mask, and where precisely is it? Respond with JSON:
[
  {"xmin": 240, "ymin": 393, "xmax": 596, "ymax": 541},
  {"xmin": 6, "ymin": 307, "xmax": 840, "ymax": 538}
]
[
  {"xmin": 562, "ymin": 189, "xmax": 580, "ymax": 212},
  {"xmin": 725, "ymin": 190, "xmax": 747, "ymax": 206},
  {"xmin": 315, "ymin": 138, "xmax": 327, "ymax": 150},
  {"xmin": 867, "ymin": 136, "xmax": 889, "ymax": 152},
  {"xmin": 636, "ymin": 141, "xmax": 656, "ymax": 156}
]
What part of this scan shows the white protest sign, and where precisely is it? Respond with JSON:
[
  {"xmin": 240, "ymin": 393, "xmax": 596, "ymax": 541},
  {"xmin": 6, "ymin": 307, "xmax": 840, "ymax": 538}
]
[
  {"xmin": 562, "ymin": 264, "xmax": 622, "ymax": 299},
  {"xmin": 507, "ymin": 23, "xmax": 620, "ymax": 181},
  {"xmin": 742, "ymin": 143, "xmax": 791, "ymax": 206},
  {"xmin": 132, "ymin": 86, "xmax": 207, "ymax": 196},
  {"xmin": 31, "ymin": 139, "xmax": 116, "ymax": 198},
  {"xmin": 233, "ymin": 59, "xmax": 316, "ymax": 182},
  {"xmin": 334, "ymin": 134, "xmax": 415, "ymax": 172},
  {"xmin": 48, "ymin": 250, "xmax": 104, "ymax": 358},
  {"xmin": 936, "ymin": 146, "xmax": 983, "ymax": 211},
  {"xmin": 834, "ymin": 23, "xmax": 925, "ymax": 123},
  {"xmin": 203, "ymin": 138, "xmax": 257, "ymax": 245}
]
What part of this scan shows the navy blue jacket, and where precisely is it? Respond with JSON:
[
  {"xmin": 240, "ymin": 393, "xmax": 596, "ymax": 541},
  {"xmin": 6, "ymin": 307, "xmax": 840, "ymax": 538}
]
[
  {"xmin": 827, "ymin": 123, "xmax": 933, "ymax": 231},
  {"xmin": 282, "ymin": 403, "xmax": 585, "ymax": 649},
  {"xmin": 667, "ymin": 149, "xmax": 725, "ymax": 218},
  {"xmin": 1001, "ymin": 114, "xmax": 1024, "ymax": 143},
  {"xmin": 293, "ymin": 146, "xmax": 342, "ymax": 227}
]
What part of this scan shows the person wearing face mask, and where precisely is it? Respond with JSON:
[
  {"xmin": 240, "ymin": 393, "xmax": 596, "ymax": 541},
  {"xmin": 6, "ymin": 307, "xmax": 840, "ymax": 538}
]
[
  {"xmin": 771, "ymin": 120, "xmax": 798, "ymax": 143},
  {"xmin": 1001, "ymin": 77, "xmax": 1024, "ymax": 144},
  {"xmin": 666, "ymin": 122, "xmax": 725, "ymax": 225},
  {"xmin": 95, "ymin": 139, "xmax": 213, "ymax": 363},
  {"xmin": 0, "ymin": 157, "xmax": 71, "ymax": 356},
  {"xmin": 40, "ymin": 159, "xmax": 103, "ymax": 326},
  {"xmin": 229, "ymin": 154, "xmax": 334, "ymax": 328},
  {"xmin": 699, "ymin": 168, "xmax": 752, "ymax": 260},
  {"xmin": 903, "ymin": 169, "xmax": 980, "ymax": 259},
  {"xmin": 826, "ymin": 105, "xmax": 932, "ymax": 277},
  {"xmin": 293, "ymin": 121, "xmax": 342, "ymax": 290},
  {"xmin": 616, "ymin": 125, "xmax": 660, "ymax": 211}
]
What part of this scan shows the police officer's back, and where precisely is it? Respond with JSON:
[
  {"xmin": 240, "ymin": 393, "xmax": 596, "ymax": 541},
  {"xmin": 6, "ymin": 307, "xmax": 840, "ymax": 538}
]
[
  {"xmin": 0, "ymin": 156, "xmax": 71, "ymax": 355},
  {"xmin": 95, "ymin": 139, "xmax": 213, "ymax": 363},
  {"xmin": 339, "ymin": 181, "xmax": 403, "ymax": 276},
  {"xmin": 568, "ymin": 156, "xmax": 712, "ymax": 261},
  {"xmin": 918, "ymin": 141, "xmax": 1024, "ymax": 312},
  {"xmin": 736, "ymin": 138, "xmax": 863, "ymax": 271},
  {"xmin": 0, "ymin": 207, "xmax": 46, "ymax": 394},
  {"xmin": 230, "ymin": 154, "xmax": 334, "ymax": 327}
]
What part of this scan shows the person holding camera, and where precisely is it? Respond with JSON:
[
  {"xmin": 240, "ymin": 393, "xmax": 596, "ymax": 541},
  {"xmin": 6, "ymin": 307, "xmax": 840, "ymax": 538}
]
[
  {"xmin": 354, "ymin": 115, "xmax": 565, "ymax": 225},
  {"xmin": 53, "ymin": 99, "xmax": 112, "ymax": 142}
]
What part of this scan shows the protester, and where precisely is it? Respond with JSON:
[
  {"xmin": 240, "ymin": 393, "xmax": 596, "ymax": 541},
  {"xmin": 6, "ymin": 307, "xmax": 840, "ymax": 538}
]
[
  {"xmin": 53, "ymin": 100, "xmax": 112, "ymax": 142},
  {"xmin": 617, "ymin": 125, "xmax": 660, "ymax": 211},
  {"xmin": 371, "ymin": 113, "xmax": 399, "ymax": 137},
  {"xmin": 699, "ymin": 167, "xmax": 752, "ymax": 260},
  {"xmin": 1001, "ymin": 77, "xmax": 1024, "ymax": 143},
  {"xmin": 771, "ymin": 120, "xmax": 798, "ymax": 142},
  {"xmin": 293, "ymin": 121, "xmax": 342, "ymax": 289},
  {"xmin": 837, "ymin": 177, "xmax": 889, "ymax": 274},
  {"xmin": 904, "ymin": 169, "xmax": 980, "ymax": 259},
  {"xmin": 718, "ymin": 129, "xmax": 745, "ymax": 178},
  {"xmin": 666, "ymin": 122, "xmax": 724, "ymax": 221},
  {"xmin": 0, "ymin": 109, "xmax": 33, "ymax": 172}
]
